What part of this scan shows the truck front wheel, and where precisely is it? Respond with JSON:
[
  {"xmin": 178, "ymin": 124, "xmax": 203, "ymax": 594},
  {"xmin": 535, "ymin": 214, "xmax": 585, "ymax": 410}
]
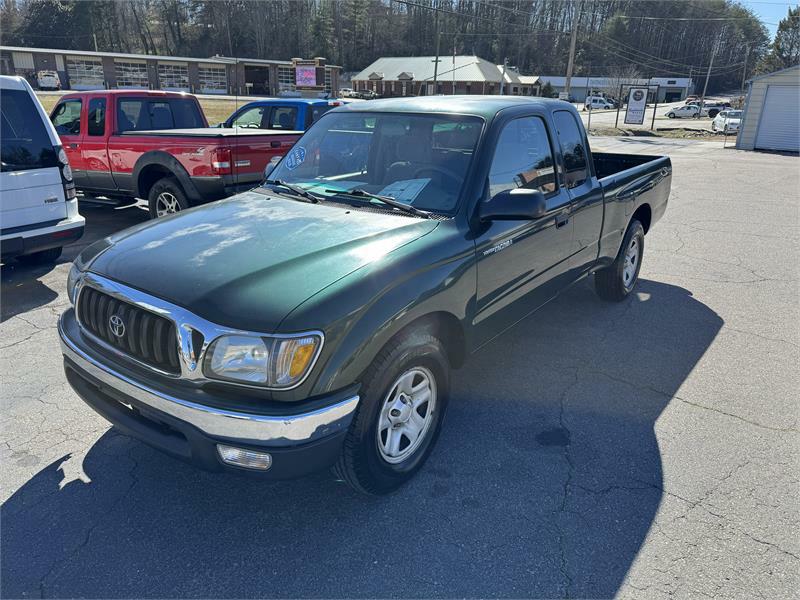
[
  {"xmin": 334, "ymin": 332, "xmax": 450, "ymax": 495},
  {"xmin": 148, "ymin": 177, "xmax": 190, "ymax": 218},
  {"xmin": 594, "ymin": 219, "xmax": 645, "ymax": 301}
]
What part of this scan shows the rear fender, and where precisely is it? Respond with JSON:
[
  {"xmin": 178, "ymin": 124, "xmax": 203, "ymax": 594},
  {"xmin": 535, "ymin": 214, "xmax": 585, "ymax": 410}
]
[{"xmin": 132, "ymin": 151, "xmax": 202, "ymax": 201}]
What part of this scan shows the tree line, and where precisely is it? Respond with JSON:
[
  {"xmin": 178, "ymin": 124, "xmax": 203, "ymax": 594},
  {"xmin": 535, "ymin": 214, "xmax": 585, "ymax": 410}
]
[{"xmin": 2, "ymin": 0, "xmax": 797, "ymax": 93}]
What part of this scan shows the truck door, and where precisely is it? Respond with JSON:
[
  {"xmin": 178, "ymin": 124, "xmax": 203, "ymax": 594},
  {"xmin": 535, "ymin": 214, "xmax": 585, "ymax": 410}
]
[
  {"xmin": 474, "ymin": 114, "xmax": 574, "ymax": 345},
  {"xmin": 50, "ymin": 97, "xmax": 89, "ymax": 188},
  {"xmin": 551, "ymin": 110, "xmax": 604, "ymax": 277},
  {"xmin": 81, "ymin": 96, "xmax": 115, "ymax": 192}
]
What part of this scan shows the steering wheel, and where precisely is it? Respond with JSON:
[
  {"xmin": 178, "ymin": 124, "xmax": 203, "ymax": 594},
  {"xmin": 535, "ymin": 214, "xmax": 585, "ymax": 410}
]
[{"xmin": 413, "ymin": 165, "xmax": 462, "ymax": 187}]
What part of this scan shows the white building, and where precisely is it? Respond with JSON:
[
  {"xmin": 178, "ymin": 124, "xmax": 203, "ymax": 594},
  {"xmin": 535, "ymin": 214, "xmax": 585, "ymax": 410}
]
[{"xmin": 538, "ymin": 76, "xmax": 693, "ymax": 103}]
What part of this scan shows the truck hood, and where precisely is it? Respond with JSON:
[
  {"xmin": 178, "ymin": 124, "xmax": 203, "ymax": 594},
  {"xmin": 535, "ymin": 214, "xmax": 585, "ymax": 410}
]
[{"xmin": 87, "ymin": 190, "xmax": 438, "ymax": 332}]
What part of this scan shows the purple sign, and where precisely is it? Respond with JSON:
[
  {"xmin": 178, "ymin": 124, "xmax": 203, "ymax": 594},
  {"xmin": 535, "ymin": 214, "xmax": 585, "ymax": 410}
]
[{"xmin": 295, "ymin": 66, "xmax": 317, "ymax": 87}]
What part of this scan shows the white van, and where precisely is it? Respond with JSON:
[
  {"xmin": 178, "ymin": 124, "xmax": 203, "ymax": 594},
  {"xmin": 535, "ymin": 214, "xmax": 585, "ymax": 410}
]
[
  {"xmin": 584, "ymin": 96, "xmax": 614, "ymax": 110},
  {"xmin": 1, "ymin": 76, "xmax": 84, "ymax": 265}
]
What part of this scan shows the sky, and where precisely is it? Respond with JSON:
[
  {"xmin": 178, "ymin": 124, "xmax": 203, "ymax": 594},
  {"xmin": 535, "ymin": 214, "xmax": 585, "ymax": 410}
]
[{"xmin": 739, "ymin": 0, "xmax": 797, "ymax": 39}]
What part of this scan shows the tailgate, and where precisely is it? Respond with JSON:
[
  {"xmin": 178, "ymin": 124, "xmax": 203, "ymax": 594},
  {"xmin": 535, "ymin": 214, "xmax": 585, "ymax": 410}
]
[{"xmin": 230, "ymin": 132, "xmax": 300, "ymax": 186}]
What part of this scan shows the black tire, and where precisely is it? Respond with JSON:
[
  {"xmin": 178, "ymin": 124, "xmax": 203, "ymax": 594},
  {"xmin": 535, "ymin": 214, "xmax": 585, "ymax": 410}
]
[
  {"xmin": 333, "ymin": 331, "xmax": 450, "ymax": 495},
  {"xmin": 148, "ymin": 177, "xmax": 190, "ymax": 219},
  {"xmin": 594, "ymin": 219, "xmax": 645, "ymax": 302},
  {"xmin": 17, "ymin": 246, "xmax": 62, "ymax": 266},
  {"xmin": 667, "ymin": 113, "xmax": 675, "ymax": 119}
]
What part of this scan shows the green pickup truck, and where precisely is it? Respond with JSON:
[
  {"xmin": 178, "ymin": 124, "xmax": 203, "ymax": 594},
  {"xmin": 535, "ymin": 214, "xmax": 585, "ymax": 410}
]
[{"xmin": 60, "ymin": 97, "xmax": 671, "ymax": 494}]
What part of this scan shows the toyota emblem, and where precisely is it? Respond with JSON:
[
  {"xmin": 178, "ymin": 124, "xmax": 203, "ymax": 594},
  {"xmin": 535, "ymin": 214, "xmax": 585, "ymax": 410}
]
[{"xmin": 109, "ymin": 314, "xmax": 126, "ymax": 338}]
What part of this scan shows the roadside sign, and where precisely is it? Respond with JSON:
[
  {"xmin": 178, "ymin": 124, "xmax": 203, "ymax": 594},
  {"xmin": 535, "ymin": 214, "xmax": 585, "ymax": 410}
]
[{"xmin": 625, "ymin": 87, "xmax": 649, "ymax": 125}]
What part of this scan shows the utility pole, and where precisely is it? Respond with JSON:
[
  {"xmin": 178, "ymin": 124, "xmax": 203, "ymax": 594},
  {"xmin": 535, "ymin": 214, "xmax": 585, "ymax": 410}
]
[
  {"xmin": 93, "ymin": 33, "xmax": 99, "ymax": 52},
  {"xmin": 565, "ymin": 0, "xmax": 580, "ymax": 97},
  {"xmin": 452, "ymin": 38, "xmax": 457, "ymax": 94},
  {"xmin": 741, "ymin": 44, "xmax": 750, "ymax": 94},
  {"xmin": 698, "ymin": 36, "xmax": 718, "ymax": 118},
  {"xmin": 432, "ymin": 8, "xmax": 441, "ymax": 93},
  {"xmin": 500, "ymin": 57, "xmax": 507, "ymax": 95}
]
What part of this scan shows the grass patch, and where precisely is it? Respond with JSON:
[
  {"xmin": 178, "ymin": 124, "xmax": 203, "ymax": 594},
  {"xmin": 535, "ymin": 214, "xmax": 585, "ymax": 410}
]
[{"xmin": 588, "ymin": 126, "xmax": 732, "ymax": 141}]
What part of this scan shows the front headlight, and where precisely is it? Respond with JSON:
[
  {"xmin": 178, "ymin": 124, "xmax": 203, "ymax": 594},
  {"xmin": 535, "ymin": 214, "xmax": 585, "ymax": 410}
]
[
  {"xmin": 203, "ymin": 333, "xmax": 322, "ymax": 388},
  {"xmin": 66, "ymin": 262, "xmax": 82, "ymax": 304}
]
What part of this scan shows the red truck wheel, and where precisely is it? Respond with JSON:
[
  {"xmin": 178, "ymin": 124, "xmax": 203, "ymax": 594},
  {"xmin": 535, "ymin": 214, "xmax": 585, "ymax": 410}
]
[{"xmin": 148, "ymin": 177, "xmax": 190, "ymax": 218}]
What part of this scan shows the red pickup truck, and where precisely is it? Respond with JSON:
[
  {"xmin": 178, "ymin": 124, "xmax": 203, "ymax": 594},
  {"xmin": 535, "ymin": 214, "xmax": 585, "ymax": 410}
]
[{"xmin": 50, "ymin": 90, "xmax": 301, "ymax": 217}]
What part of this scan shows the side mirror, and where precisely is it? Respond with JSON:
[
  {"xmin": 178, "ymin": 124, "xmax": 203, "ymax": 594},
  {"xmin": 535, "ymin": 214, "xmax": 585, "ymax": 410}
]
[{"xmin": 480, "ymin": 188, "xmax": 547, "ymax": 221}]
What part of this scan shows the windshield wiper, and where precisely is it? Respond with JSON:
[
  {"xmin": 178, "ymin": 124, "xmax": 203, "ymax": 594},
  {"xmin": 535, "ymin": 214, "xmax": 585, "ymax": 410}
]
[
  {"xmin": 324, "ymin": 188, "xmax": 430, "ymax": 218},
  {"xmin": 263, "ymin": 179, "xmax": 320, "ymax": 203}
]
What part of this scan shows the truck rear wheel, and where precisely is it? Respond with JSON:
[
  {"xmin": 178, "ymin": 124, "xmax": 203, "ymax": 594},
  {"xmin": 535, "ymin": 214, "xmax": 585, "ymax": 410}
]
[
  {"xmin": 333, "ymin": 331, "xmax": 450, "ymax": 495},
  {"xmin": 594, "ymin": 219, "xmax": 645, "ymax": 302},
  {"xmin": 148, "ymin": 177, "xmax": 190, "ymax": 218}
]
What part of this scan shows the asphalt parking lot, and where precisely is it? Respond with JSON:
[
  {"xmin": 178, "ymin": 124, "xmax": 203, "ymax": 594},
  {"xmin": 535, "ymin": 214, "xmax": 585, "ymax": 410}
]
[{"xmin": 1, "ymin": 139, "xmax": 798, "ymax": 598}]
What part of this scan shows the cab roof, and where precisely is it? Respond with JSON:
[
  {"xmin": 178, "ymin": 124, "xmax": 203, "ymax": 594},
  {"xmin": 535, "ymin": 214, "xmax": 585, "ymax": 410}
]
[{"xmin": 337, "ymin": 95, "xmax": 570, "ymax": 119}]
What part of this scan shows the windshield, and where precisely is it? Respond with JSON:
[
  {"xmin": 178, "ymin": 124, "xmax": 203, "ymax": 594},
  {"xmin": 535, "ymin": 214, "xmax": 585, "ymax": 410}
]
[
  {"xmin": 727, "ymin": 111, "xmax": 742, "ymax": 118},
  {"xmin": 266, "ymin": 111, "xmax": 483, "ymax": 216}
]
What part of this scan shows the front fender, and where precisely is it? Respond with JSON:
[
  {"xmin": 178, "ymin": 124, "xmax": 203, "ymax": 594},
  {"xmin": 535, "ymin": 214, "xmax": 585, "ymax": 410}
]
[{"xmin": 280, "ymin": 222, "xmax": 477, "ymax": 397}]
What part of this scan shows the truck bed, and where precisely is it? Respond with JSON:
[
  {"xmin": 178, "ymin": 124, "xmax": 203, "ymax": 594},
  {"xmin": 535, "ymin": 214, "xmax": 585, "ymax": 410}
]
[{"xmin": 592, "ymin": 152, "xmax": 664, "ymax": 180}]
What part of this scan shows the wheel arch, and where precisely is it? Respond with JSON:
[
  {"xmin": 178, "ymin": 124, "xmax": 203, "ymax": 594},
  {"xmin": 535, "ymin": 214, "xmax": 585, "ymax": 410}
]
[
  {"xmin": 632, "ymin": 203, "xmax": 652, "ymax": 234},
  {"xmin": 132, "ymin": 152, "xmax": 201, "ymax": 202}
]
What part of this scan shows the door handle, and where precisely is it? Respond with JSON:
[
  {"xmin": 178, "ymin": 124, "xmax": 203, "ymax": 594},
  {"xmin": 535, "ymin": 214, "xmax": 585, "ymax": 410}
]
[
  {"xmin": 68, "ymin": 143, "xmax": 80, "ymax": 149},
  {"xmin": 555, "ymin": 213, "xmax": 569, "ymax": 228},
  {"xmin": 270, "ymin": 141, "xmax": 281, "ymax": 148}
]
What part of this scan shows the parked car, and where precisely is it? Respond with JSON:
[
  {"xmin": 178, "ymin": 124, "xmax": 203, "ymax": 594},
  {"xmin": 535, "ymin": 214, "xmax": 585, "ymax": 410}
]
[
  {"xmin": 354, "ymin": 89, "xmax": 380, "ymax": 100},
  {"xmin": 584, "ymin": 96, "xmax": 614, "ymax": 110},
  {"xmin": 36, "ymin": 70, "xmax": 61, "ymax": 91},
  {"xmin": 684, "ymin": 95, "xmax": 699, "ymax": 104},
  {"xmin": 711, "ymin": 109, "xmax": 742, "ymax": 134},
  {"xmin": 1, "ymin": 76, "xmax": 84, "ymax": 264},
  {"xmin": 666, "ymin": 105, "xmax": 700, "ymax": 119},
  {"xmin": 220, "ymin": 98, "xmax": 343, "ymax": 130},
  {"xmin": 339, "ymin": 87, "xmax": 355, "ymax": 98},
  {"xmin": 60, "ymin": 96, "xmax": 670, "ymax": 494},
  {"xmin": 50, "ymin": 90, "xmax": 303, "ymax": 217}
]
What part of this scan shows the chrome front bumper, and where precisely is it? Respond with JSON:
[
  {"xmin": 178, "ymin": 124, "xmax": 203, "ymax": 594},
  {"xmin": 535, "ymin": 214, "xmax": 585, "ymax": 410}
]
[{"xmin": 59, "ymin": 313, "xmax": 359, "ymax": 447}]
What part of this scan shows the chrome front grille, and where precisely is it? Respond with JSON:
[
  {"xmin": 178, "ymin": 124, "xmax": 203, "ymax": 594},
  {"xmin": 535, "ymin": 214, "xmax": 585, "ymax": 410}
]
[{"xmin": 77, "ymin": 286, "xmax": 181, "ymax": 375}]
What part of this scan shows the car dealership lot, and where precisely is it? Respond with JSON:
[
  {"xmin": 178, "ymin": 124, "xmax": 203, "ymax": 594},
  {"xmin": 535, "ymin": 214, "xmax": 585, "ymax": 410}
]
[{"xmin": 2, "ymin": 141, "xmax": 798, "ymax": 598}]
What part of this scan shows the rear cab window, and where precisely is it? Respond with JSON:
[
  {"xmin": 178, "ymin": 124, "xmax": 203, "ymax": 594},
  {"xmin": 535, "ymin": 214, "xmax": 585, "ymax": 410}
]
[
  {"xmin": 269, "ymin": 106, "xmax": 298, "ymax": 130},
  {"xmin": 51, "ymin": 99, "xmax": 82, "ymax": 136},
  {"xmin": 87, "ymin": 98, "xmax": 106, "ymax": 136},
  {"xmin": 552, "ymin": 111, "xmax": 589, "ymax": 189},
  {"xmin": 116, "ymin": 97, "xmax": 205, "ymax": 133},
  {"xmin": 1, "ymin": 87, "xmax": 58, "ymax": 173}
]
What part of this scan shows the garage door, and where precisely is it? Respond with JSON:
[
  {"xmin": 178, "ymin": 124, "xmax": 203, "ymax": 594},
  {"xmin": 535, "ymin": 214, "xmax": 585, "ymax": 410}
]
[{"xmin": 755, "ymin": 85, "xmax": 800, "ymax": 152}]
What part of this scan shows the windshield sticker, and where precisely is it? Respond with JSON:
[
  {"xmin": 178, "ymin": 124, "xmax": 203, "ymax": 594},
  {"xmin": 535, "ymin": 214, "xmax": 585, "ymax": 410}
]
[
  {"xmin": 377, "ymin": 178, "xmax": 431, "ymax": 203},
  {"xmin": 285, "ymin": 147, "xmax": 306, "ymax": 171}
]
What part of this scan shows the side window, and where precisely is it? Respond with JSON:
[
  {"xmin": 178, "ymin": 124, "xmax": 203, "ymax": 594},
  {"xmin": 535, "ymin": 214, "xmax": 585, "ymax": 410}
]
[
  {"xmin": 488, "ymin": 116, "xmax": 557, "ymax": 198},
  {"xmin": 269, "ymin": 106, "xmax": 298, "ymax": 130},
  {"xmin": 553, "ymin": 111, "xmax": 589, "ymax": 189},
  {"xmin": 51, "ymin": 100, "xmax": 82, "ymax": 135},
  {"xmin": 232, "ymin": 106, "xmax": 265, "ymax": 128},
  {"xmin": 87, "ymin": 98, "xmax": 106, "ymax": 136},
  {"xmin": 117, "ymin": 99, "xmax": 145, "ymax": 133}
]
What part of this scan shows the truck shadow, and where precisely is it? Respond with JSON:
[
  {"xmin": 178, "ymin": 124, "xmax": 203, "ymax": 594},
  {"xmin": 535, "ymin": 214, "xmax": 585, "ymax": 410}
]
[
  {"xmin": 0, "ymin": 203, "xmax": 148, "ymax": 322},
  {"xmin": 1, "ymin": 278, "xmax": 722, "ymax": 598}
]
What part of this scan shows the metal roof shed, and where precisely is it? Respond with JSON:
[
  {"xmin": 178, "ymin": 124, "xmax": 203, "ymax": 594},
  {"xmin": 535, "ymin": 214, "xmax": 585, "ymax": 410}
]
[{"xmin": 736, "ymin": 64, "xmax": 800, "ymax": 152}]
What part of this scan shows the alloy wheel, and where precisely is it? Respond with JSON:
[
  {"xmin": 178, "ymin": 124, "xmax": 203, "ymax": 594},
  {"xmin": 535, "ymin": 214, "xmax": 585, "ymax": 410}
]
[
  {"xmin": 156, "ymin": 192, "xmax": 181, "ymax": 217},
  {"xmin": 622, "ymin": 236, "xmax": 640, "ymax": 289}
]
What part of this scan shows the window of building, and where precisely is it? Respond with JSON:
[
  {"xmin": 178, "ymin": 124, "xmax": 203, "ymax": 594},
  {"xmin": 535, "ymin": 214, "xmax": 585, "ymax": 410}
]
[
  {"xmin": 278, "ymin": 66, "xmax": 295, "ymax": 92},
  {"xmin": 667, "ymin": 80, "xmax": 676, "ymax": 85},
  {"xmin": 513, "ymin": 86, "xmax": 519, "ymax": 95},
  {"xmin": 552, "ymin": 110, "xmax": 589, "ymax": 189},
  {"xmin": 324, "ymin": 69, "xmax": 332, "ymax": 93},
  {"xmin": 51, "ymin": 99, "xmax": 82, "ymax": 136},
  {"xmin": 87, "ymin": 98, "xmax": 106, "ymax": 136},
  {"xmin": 198, "ymin": 65, "xmax": 226, "ymax": 94},
  {"xmin": 115, "ymin": 61, "xmax": 148, "ymax": 89},
  {"xmin": 466, "ymin": 83, "xmax": 472, "ymax": 94},
  {"xmin": 158, "ymin": 63, "xmax": 189, "ymax": 91},
  {"xmin": 488, "ymin": 116, "xmax": 557, "ymax": 197},
  {"xmin": 66, "ymin": 57, "xmax": 104, "ymax": 90}
]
